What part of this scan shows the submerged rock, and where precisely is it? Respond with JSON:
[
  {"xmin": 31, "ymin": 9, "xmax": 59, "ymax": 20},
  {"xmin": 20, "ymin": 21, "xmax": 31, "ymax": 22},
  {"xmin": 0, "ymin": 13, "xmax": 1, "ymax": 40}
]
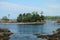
[{"xmin": 0, "ymin": 28, "xmax": 13, "ymax": 40}]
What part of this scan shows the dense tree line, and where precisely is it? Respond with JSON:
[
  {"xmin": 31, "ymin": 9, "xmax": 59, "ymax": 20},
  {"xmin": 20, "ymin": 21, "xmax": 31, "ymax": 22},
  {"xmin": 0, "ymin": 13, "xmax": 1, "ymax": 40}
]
[
  {"xmin": 45, "ymin": 16, "xmax": 60, "ymax": 20},
  {"xmin": 17, "ymin": 11, "xmax": 44, "ymax": 22}
]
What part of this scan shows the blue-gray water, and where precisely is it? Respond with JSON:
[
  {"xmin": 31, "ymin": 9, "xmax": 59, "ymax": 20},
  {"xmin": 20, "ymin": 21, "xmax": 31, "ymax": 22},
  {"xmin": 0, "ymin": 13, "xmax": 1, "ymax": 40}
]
[{"xmin": 0, "ymin": 21, "xmax": 60, "ymax": 40}]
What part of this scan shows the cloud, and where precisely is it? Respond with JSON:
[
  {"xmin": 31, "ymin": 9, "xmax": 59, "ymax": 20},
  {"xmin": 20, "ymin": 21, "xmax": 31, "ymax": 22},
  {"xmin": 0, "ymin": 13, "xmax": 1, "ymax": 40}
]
[
  {"xmin": 48, "ymin": 4, "xmax": 60, "ymax": 9},
  {"xmin": 44, "ymin": 2, "xmax": 60, "ymax": 16},
  {"xmin": 0, "ymin": 1, "xmax": 60, "ymax": 19},
  {"xmin": 0, "ymin": 2, "xmax": 42, "ymax": 12},
  {"xmin": 0, "ymin": 2, "xmax": 43, "ymax": 19}
]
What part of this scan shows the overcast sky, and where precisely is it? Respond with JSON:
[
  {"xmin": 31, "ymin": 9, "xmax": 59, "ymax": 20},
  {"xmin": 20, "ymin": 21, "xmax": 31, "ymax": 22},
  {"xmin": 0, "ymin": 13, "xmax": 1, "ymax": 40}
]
[{"xmin": 0, "ymin": 0, "xmax": 60, "ymax": 19}]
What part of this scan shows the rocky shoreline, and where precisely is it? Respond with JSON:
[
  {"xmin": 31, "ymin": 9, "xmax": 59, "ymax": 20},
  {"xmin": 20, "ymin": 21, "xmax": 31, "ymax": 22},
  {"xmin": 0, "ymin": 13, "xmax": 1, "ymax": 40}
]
[
  {"xmin": 0, "ymin": 22, "xmax": 45, "ymax": 24},
  {"xmin": 34, "ymin": 28, "xmax": 60, "ymax": 40},
  {"xmin": 0, "ymin": 28, "xmax": 13, "ymax": 40}
]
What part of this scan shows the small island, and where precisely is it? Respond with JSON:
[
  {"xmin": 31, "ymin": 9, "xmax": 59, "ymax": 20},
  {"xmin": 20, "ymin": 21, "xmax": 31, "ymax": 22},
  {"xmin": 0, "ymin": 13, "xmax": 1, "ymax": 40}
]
[{"xmin": 0, "ymin": 11, "xmax": 45, "ymax": 24}]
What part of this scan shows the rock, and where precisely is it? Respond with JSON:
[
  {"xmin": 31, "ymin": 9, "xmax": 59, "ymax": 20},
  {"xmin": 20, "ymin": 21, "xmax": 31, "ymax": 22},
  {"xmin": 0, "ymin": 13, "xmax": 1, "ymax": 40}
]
[
  {"xmin": 0, "ymin": 28, "xmax": 13, "ymax": 40},
  {"xmin": 0, "ymin": 28, "xmax": 10, "ymax": 32},
  {"xmin": 34, "ymin": 28, "xmax": 60, "ymax": 40},
  {"xmin": 47, "ymin": 38, "xmax": 58, "ymax": 40},
  {"xmin": 53, "ymin": 28, "xmax": 60, "ymax": 34},
  {"xmin": 57, "ymin": 20, "xmax": 60, "ymax": 23}
]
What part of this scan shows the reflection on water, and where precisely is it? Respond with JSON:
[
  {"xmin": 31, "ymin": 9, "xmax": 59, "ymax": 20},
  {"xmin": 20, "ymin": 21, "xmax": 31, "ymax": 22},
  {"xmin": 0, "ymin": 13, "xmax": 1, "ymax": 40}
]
[
  {"xmin": 17, "ymin": 24, "xmax": 44, "ymax": 34},
  {"xmin": 0, "ymin": 21, "xmax": 60, "ymax": 40}
]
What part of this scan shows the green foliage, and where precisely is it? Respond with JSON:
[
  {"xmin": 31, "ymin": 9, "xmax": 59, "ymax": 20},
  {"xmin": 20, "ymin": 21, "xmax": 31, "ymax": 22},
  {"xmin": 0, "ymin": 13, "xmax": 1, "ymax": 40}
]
[
  {"xmin": 17, "ymin": 11, "xmax": 45, "ymax": 22},
  {"xmin": 40, "ymin": 11, "xmax": 44, "ymax": 21},
  {"xmin": 45, "ymin": 16, "xmax": 60, "ymax": 20},
  {"xmin": 1, "ymin": 16, "xmax": 9, "ymax": 22},
  {"xmin": 17, "ymin": 14, "xmax": 22, "ymax": 22}
]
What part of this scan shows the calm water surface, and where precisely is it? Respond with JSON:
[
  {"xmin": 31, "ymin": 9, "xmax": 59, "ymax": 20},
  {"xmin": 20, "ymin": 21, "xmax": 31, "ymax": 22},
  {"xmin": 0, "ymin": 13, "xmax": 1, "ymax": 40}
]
[{"xmin": 0, "ymin": 21, "xmax": 60, "ymax": 40}]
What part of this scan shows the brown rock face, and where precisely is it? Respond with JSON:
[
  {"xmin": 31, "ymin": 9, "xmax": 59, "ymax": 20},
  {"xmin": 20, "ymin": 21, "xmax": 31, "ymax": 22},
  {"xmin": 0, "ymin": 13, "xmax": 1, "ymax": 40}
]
[{"xmin": 0, "ymin": 28, "xmax": 13, "ymax": 40}]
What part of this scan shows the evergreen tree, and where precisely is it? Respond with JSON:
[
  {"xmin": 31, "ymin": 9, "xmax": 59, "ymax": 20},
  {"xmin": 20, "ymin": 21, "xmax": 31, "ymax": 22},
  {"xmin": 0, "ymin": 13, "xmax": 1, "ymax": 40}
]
[{"xmin": 17, "ymin": 11, "xmax": 45, "ymax": 22}]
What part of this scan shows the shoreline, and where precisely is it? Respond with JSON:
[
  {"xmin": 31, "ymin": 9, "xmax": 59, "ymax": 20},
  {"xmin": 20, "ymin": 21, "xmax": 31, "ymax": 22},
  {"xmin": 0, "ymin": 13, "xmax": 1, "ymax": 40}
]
[{"xmin": 0, "ymin": 22, "xmax": 45, "ymax": 24}]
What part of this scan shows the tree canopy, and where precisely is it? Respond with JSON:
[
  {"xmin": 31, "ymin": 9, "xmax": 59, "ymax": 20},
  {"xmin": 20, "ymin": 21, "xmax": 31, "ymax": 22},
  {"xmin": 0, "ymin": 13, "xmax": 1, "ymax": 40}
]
[
  {"xmin": 17, "ymin": 11, "xmax": 44, "ymax": 22},
  {"xmin": 1, "ymin": 16, "xmax": 9, "ymax": 22}
]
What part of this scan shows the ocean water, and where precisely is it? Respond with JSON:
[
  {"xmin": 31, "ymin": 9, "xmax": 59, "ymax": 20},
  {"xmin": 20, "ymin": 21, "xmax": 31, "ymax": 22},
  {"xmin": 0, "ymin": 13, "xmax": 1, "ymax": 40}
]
[{"xmin": 0, "ymin": 21, "xmax": 60, "ymax": 40}]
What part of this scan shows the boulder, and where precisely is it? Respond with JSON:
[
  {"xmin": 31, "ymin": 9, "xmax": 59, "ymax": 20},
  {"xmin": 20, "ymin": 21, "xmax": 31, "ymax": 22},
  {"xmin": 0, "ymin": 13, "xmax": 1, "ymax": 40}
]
[{"xmin": 0, "ymin": 28, "xmax": 13, "ymax": 40}]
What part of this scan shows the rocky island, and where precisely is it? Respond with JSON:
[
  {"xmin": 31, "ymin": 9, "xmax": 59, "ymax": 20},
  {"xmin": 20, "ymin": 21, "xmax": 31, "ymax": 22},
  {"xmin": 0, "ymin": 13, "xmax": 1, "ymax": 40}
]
[
  {"xmin": 0, "ymin": 11, "xmax": 45, "ymax": 24},
  {"xmin": 17, "ymin": 11, "xmax": 45, "ymax": 24}
]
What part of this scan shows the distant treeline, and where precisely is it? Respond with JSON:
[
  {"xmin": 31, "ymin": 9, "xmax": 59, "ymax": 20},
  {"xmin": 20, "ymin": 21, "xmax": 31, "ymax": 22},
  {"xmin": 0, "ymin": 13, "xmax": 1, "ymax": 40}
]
[{"xmin": 45, "ymin": 16, "xmax": 60, "ymax": 20}]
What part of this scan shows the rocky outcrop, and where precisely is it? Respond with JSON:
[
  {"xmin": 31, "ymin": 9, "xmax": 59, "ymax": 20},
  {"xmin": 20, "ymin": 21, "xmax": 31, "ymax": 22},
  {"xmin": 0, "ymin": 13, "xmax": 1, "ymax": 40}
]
[
  {"xmin": 34, "ymin": 28, "xmax": 60, "ymax": 40},
  {"xmin": 0, "ymin": 28, "xmax": 13, "ymax": 40}
]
